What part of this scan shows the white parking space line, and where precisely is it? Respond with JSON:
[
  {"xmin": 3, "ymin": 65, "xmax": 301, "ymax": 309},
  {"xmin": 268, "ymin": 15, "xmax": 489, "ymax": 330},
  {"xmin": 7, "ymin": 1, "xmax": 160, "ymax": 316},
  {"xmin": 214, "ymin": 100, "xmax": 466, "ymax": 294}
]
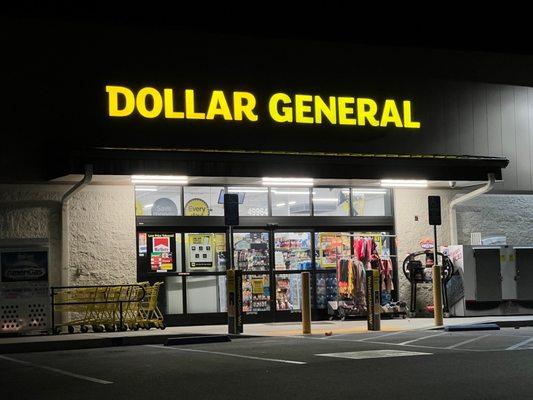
[
  {"xmin": 0, "ymin": 355, "xmax": 113, "ymax": 385},
  {"xmin": 146, "ymin": 345, "xmax": 307, "ymax": 365},
  {"xmin": 506, "ymin": 336, "xmax": 533, "ymax": 350},
  {"xmin": 316, "ymin": 349, "xmax": 432, "ymax": 360},
  {"xmin": 357, "ymin": 331, "xmax": 407, "ymax": 341},
  {"xmin": 397, "ymin": 332, "xmax": 448, "ymax": 345},
  {"xmin": 445, "ymin": 334, "xmax": 490, "ymax": 349}
]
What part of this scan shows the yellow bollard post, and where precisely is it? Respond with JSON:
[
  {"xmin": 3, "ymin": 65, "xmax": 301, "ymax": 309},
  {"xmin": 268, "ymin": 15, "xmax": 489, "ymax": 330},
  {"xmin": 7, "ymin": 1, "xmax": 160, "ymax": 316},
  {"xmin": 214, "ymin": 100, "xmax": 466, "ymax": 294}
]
[
  {"xmin": 432, "ymin": 264, "xmax": 444, "ymax": 326},
  {"xmin": 301, "ymin": 271, "xmax": 311, "ymax": 334}
]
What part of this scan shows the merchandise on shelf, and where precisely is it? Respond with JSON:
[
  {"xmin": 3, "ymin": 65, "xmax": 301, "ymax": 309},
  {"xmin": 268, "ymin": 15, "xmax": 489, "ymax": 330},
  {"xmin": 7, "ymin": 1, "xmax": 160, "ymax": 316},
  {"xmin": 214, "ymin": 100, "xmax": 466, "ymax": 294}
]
[{"xmin": 274, "ymin": 232, "xmax": 311, "ymax": 270}]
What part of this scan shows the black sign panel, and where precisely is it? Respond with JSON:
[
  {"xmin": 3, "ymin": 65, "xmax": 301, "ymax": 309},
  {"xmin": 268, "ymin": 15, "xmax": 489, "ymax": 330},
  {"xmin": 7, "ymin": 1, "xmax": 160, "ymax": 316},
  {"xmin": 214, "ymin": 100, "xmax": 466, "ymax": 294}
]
[
  {"xmin": 428, "ymin": 195, "xmax": 442, "ymax": 226},
  {"xmin": 0, "ymin": 251, "xmax": 48, "ymax": 282},
  {"xmin": 227, "ymin": 269, "xmax": 244, "ymax": 334},
  {"xmin": 366, "ymin": 269, "xmax": 381, "ymax": 331},
  {"xmin": 224, "ymin": 193, "xmax": 240, "ymax": 226}
]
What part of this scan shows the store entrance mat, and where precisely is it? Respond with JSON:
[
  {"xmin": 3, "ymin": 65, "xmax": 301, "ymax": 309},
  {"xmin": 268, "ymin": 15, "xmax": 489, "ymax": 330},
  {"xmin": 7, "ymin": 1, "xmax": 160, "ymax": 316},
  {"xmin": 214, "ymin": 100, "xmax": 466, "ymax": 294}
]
[
  {"xmin": 165, "ymin": 335, "xmax": 232, "ymax": 346},
  {"xmin": 315, "ymin": 350, "xmax": 432, "ymax": 360}
]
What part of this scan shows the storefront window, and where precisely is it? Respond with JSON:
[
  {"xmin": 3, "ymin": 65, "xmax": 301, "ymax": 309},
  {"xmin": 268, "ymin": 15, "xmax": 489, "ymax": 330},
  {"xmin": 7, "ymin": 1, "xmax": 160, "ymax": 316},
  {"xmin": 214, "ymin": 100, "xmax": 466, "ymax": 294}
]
[
  {"xmin": 315, "ymin": 272, "xmax": 338, "ymax": 309},
  {"xmin": 186, "ymin": 275, "xmax": 226, "ymax": 313},
  {"xmin": 271, "ymin": 188, "xmax": 310, "ymax": 216},
  {"xmin": 276, "ymin": 273, "xmax": 301, "ymax": 311},
  {"xmin": 312, "ymin": 188, "xmax": 350, "ymax": 216},
  {"xmin": 351, "ymin": 188, "xmax": 392, "ymax": 216},
  {"xmin": 274, "ymin": 232, "xmax": 312, "ymax": 270},
  {"xmin": 242, "ymin": 274, "xmax": 270, "ymax": 313},
  {"xmin": 135, "ymin": 186, "xmax": 181, "ymax": 216},
  {"xmin": 314, "ymin": 232, "xmax": 351, "ymax": 270},
  {"xmin": 226, "ymin": 187, "xmax": 269, "ymax": 216},
  {"xmin": 183, "ymin": 186, "xmax": 225, "ymax": 216},
  {"xmin": 233, "ymin": 232, "xmax": 269, "ymax": 271},
  {"xmin": 184, "ymin": 233, "xmax": 226, "ymax": 272},
  {"xmin": 165, "ymin": 276, "xmax": 183, "ymax": 314}
]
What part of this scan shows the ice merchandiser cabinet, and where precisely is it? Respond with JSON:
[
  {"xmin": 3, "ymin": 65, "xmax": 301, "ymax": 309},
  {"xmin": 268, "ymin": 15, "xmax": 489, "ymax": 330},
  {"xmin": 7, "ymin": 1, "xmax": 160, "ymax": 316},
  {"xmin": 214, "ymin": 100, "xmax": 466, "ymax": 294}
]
[{"xmin": 445, "ymin": 245, "xmax": 533, "ymax": 316}]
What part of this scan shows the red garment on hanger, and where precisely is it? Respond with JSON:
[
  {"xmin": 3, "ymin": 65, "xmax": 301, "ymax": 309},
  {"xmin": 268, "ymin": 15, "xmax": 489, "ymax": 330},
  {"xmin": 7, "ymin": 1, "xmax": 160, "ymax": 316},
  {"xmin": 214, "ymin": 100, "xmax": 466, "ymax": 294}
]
[{"xmin": 380, "ymin": 259, "xmax": 394, "ymax": 292}]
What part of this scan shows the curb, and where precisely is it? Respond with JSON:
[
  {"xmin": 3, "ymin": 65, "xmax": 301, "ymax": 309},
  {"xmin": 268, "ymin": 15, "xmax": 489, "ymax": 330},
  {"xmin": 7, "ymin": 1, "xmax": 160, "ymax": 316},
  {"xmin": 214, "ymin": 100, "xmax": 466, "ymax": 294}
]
[
  {"xmin": 166, "ymin": 335, "xmax": 232, "ymax": 346},
  {"xmin": 0, "ymin": 333, "xmax": 258, "ymax": 354}
]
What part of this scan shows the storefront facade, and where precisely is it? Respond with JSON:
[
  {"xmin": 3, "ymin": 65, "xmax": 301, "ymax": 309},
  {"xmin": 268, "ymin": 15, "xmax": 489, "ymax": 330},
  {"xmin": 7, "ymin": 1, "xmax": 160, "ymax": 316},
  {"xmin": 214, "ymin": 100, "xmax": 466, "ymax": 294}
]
[
  {"xmin": 135, "ymin": 183, "xmax": 396, "ymax": 324},
  {"xmin": 6, "ymin": 19, "xmax": 533, "ymax": 327}
]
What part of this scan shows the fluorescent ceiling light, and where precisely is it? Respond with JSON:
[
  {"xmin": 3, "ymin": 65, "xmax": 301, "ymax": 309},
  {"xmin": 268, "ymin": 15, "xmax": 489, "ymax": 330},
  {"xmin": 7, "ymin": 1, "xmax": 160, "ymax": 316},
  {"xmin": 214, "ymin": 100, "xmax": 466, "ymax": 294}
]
[
  {"xmin": 352, "ymin": 189, "xmax": 388, "ymax": 195},
  {"xmin": 143, "ymin": 204, "xmax": 153, "ymax": 208},
  {"xmin": 380, "ymin": 179, "xmax": 428, "ymax": 188},
  {"xmin": 131, "ymin": 175, "xmax": 188, "ymax": 185},
  {"xmin": 262, "ymin": 177, "xmax": 314, "ymax": 186},
  {"xmin": 312, "ymin": 198, "xmax": 338, "ymax": 202},
  {"xmin": 272, "ymin": 190, "xmax": 310, "ymax": 195},
  {"xmin": 288, "ymin": 201, "xmax": 296, "ymax": 205},
  {"xmin": 276, "ymin": 202, "xmax": 286, "ymax": 207},
  {"xmin": 228, "ymin": 188, "xmax": 268, "ymax": 193},
  {"xmin": 134, "ymin": 187, "xmax": 158, "ymax": 192}
]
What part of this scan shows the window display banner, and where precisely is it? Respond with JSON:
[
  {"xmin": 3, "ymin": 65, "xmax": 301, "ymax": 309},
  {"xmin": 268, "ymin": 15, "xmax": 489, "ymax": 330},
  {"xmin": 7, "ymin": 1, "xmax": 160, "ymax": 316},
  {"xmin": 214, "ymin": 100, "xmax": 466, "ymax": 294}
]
[
  {"xmin": 251, "ymin": 278, "xmax": 264, "ymax": 295},
  {"xmin": 138, "ymin": 232, "xmax": 147, "ymax": 255},
  {"xmin": 150, "ymin": 251, "xmax": 173, "ymax": 272},
  {"xmin": 147, "ymin": 234, "xmax": 175, "ymax": 272},
  {"xmin": 318, "ymin": 233, "xmax": 350, "ymax": 269},
  {"xmin": 153, "ymin": 236, "xmax": 170, "ymax": 252},
  {"xmin": 184, "ymin": 198, "xmax": 210, "ymax": 216},
  {"xmin": 188, "ymin": 234, "xmax": 214, "ymax": 269}
]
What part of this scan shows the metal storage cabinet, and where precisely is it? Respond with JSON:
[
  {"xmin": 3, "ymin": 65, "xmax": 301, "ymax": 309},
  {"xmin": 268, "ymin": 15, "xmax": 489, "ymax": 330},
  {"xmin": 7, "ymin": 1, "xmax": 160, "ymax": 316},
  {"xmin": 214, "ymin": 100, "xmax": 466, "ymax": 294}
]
[
  {"xmin": 473, "ymin": 247, "xmax": 502, "ymax": 302},
  {"xmin": 515, "ymin": 248, "xmax": 533, "ymax": 301}
]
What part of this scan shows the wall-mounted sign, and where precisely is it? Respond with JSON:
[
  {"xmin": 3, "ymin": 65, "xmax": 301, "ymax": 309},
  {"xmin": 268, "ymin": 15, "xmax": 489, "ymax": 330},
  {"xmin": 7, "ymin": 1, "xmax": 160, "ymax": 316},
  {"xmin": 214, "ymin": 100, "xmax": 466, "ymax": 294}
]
[
  {"xmin": 184, "ymin": 198, "xmax": 210, "ymax": 216},
  {"xmin": 0, "ymin": 251, "xmax": 48, "ymax": 282},
  {"xmin": 106, "ymin": 86, "xmax": 421, "ymax": 129}
]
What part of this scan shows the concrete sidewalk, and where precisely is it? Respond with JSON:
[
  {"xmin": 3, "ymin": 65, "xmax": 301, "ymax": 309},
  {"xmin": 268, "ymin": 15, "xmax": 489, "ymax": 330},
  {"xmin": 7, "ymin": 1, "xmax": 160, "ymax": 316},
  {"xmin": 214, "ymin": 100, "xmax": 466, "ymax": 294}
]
[{"xmin": 1, "ymin": 315, "xmax": 533, "ymax": 354}]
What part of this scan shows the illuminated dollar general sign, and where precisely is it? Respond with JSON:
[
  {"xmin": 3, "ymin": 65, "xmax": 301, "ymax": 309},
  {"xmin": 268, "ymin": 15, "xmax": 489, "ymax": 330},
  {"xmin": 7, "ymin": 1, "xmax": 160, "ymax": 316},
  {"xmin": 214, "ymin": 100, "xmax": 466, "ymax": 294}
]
[{"xmin": 106, "ymin": 86, "xmax": 421, "ymax": 128}]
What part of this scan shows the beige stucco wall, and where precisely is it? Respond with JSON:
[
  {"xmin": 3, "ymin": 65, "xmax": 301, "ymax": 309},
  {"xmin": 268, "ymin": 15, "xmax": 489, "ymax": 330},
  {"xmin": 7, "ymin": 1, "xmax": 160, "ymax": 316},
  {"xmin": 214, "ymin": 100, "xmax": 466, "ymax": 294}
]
[
  {"xmin": 0, "ymin": 184, "xmax": 136, "ymax": 287},
  {"xmin": 393, "ymin": 188, "xmax": 455, "ymax": 311}
]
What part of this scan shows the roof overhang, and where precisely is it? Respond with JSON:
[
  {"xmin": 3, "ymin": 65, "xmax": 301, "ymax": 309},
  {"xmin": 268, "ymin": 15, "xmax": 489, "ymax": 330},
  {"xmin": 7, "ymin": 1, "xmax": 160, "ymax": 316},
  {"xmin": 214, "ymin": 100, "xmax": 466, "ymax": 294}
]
[{"xmin": 55, "ymin": 147, "xmax": 508, "ymax": 182}]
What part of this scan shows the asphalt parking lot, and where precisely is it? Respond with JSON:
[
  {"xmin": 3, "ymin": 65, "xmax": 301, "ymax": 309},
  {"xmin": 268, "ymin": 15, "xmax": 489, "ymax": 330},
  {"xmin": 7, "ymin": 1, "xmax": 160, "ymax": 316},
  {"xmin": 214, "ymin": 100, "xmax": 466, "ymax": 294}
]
[{"xmin": 2, "ymin": 327, "xmax": 533, "ymax": 400}]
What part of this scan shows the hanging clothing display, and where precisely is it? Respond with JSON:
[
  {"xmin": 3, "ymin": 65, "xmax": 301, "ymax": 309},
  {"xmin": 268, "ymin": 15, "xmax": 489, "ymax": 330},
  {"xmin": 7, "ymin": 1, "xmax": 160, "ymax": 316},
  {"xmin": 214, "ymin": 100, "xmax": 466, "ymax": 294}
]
[{"xmin": 380, "ymin": 259, "xmax": 394, "ymax": 293}]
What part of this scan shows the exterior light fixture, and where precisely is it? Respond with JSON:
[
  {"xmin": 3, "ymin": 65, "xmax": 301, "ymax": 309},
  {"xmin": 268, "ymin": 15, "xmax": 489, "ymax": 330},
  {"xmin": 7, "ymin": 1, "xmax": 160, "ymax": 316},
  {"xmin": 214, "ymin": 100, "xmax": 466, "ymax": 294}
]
[
  {"xmin": 262, "ymin": 177, "xmax": 314, "ymax": 186},
  {"xmin": 228, "ymin": 188, "xmax": 269, "ymax": 193},
  {"xmin": 380, "ymin": 179, "xmax": 428, "ymax": 188},
  {"xmin": 271, "ymin": 190, "xmax": 310, "ymax": 195},
  {"xmin": 131, "ymin": 175, "xmax": 188, "ymax": 185},
  {"xmin": 352, "ymin": 189, "xmax": 388, "ymax": 194}
]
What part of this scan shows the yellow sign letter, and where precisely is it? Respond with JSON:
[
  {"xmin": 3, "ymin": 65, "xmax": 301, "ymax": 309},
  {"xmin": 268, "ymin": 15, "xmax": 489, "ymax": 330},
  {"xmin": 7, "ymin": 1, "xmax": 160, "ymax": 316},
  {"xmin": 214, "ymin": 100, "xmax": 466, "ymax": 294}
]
[
  {"xmin": 206, "ymin": 91, "xmax": 233, "ymax": 120},
  {"xmin": 136, "ymin": 87, "xmax": 163, "ymax": 118},
  {"xmin": 357, "ymin": 98, "xmax": 379, "ymax": 126},
  {"xmin": 380, "ymin": 99, "xmax": 403, "ymax": 127},
  {"xmin": 269, "ymin": 93, "xmax": 293, "ymax": 123},
  {"xmin": 233, "ymin": 92, "xmax": 258, "ymax": 121},
  {"xmin": 403, "ymin": 100, "xmax": 421, "ymax": 128},
  {"xmin": 106, "ymin": 85, "xmax": 135, "ymax": 117}
]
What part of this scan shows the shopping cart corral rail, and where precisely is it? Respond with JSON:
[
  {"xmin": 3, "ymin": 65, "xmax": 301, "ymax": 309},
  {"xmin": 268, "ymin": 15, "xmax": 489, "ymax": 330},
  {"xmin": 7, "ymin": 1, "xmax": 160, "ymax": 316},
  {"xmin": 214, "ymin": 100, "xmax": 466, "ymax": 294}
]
[{"xmin": 50, "ymin": 282, "xmax": 165, "ymax": 334}]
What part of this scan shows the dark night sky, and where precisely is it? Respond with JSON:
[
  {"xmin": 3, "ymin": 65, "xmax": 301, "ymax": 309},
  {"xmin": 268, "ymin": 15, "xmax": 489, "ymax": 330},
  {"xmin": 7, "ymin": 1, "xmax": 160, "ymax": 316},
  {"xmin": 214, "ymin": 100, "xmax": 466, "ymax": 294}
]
[{"xmin": 4, "ymin": 2, "xmax": 532, "ymax": 56}]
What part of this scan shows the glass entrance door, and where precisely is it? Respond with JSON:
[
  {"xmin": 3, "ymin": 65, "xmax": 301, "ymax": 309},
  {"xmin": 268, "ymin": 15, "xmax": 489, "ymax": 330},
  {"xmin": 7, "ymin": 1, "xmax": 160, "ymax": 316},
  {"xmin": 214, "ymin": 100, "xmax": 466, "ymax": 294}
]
[
  {"xmin": 233, "ymin": 231, "xmax": 272, "ymax": 322},
  {"xmin": 273, "ymin": 231, "xmax": 312, "ymax": 320}
]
